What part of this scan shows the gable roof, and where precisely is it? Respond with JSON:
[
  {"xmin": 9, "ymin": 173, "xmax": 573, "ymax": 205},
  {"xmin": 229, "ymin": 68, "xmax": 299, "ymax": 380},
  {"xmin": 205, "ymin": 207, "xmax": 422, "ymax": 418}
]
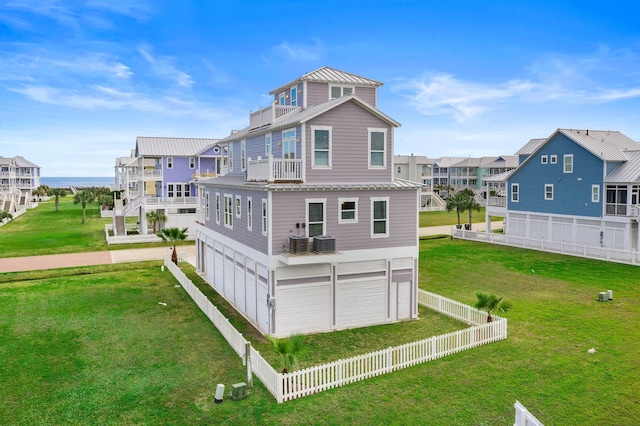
[
  {"xmin": 269, "ymin": 66, "xmax": 383, "ymax": 95},
  {"xmin": 431, "ymin": 157, "xmax": 466, "ymax": 168},
  {"xmin": 219, "ymin": 94, "xmax": 400, "ymax": 143},
  {"xmin": 604, "ymin": 150, "xmax": 640, "ymax": 183},
  {"xmin": 515, "ymin": 138, "xmax": 546, "ymax": 155},
  {"xmin": 135, "ymin": 137, "xmax": 220, "ymax": 156},
  {"xmin": 0, "ymin": 156, "xmax": 40, "ymax": 168},
  {"xmin": 555, "ymin": 129, "xmax": 638, "ymax": 161}
]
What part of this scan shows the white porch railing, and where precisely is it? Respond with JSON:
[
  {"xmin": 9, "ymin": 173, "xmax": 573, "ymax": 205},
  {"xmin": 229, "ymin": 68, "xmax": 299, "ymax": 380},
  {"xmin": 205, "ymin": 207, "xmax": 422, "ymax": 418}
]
[
  {"xmin": 141, "ymin": 170, "xmax": 162, "ymax": 179},
  {"xmin": 247, "ymin": 156, "xmax": 303, "ymax": 182},
  {"xmin": 142, "ymin": 196, "xmax": 198, "ymax": 206},
  {"xmin": 487, "ymin": 196, "xmax": 506, "ymax": 207},
  {"xmin": 452, "ymin": 228, "xmax": 640, "ymax": 266},
  {"xmin": 164, "ymin": 258, "xmax": 507, "ymax": 404}
]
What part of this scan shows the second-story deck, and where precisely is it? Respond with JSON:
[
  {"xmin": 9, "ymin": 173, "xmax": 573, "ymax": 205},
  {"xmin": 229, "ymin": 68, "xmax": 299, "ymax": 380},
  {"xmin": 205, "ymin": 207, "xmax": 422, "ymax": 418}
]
[{"xmin": 247, "ymin": 156, "xmax": 303, "ymax": 183}]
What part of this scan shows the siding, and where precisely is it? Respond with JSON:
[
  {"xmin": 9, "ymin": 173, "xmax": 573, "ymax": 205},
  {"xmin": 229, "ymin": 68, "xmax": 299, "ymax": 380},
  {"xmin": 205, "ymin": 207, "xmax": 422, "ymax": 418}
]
[
  {"xmin": 270, "ymin": 188, "xmax": 418, "ymax": 254},
  {"xmin": 354, "ymin": 86, "xmax": 376, "ymax": 107},
  {"xmin": 306, "ymin": 82, "xmax": 329, "ymax": 106},
  {"xmin": 509, "ymin": 133, "xmax": 603, "ymax": 217},
  {"xmin": 305, "ymin": 102, "xmax": 394, "ymax": 183}
]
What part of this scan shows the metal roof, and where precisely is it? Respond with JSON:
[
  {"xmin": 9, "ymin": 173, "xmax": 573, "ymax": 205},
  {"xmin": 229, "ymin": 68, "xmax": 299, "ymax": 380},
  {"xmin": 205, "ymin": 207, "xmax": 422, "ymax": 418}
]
[
  {"xmin": 482, "ymin": 155, "xmax": 519, "ymax": 168},
  {"xmin": 557, "ymin": 129, "xmax": 639, "ymax": 161},
  {"xmin": 484, "ymin": 169, "xmax": 515, "ymax": 182},
  {"xmin": 393, "ymin": 155, "xmax": 433, "ymax": 165},
  {"xmin": 515, "ymin": 138, "xmax": 546, "ymax": 155},
  {"xmin": 197, "ymin": 176, "xmax": 421, "ymax": 191},
  {"xmin": 218, "ymin": 94, "xmax": 400, "ymax": 144},
  {"xmin": 135, "ymin": 137, "xmax": 220, "ymax": 156},
  {"xmin": 269, "ymin": 66, "xmax": 383, "ymax": 95},
  {"xmin": 604, "ymin": 150, "xmax": 640, "ymax": 183},
  {"xmin": 0, "ymin": 155, "xmax": 40, "ymax": 168},
  {"xmin": 431, "ymin": 157, "xmax": 467, "ymax": 167}
]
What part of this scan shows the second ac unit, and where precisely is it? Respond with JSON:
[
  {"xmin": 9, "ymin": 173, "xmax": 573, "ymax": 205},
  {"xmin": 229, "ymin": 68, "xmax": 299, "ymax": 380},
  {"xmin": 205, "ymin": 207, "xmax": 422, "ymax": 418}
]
[
  {"xmin": 313, "ymin": 235, "xmax": 336, "ymax": 253},
  {"xmin": 289, "ymin": 236, "xmax": 308, "ymax": 254}
]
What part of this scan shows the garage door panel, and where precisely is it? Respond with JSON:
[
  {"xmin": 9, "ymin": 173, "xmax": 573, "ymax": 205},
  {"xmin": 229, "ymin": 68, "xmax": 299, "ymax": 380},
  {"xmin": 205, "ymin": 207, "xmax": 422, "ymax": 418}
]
[
  {"xmin": 336, "ymin": 279, "xmax": 386, "ymax": 329},
  {"xmin": 276, "ymin": 283, "xmax": 331, "ymax": 335}
]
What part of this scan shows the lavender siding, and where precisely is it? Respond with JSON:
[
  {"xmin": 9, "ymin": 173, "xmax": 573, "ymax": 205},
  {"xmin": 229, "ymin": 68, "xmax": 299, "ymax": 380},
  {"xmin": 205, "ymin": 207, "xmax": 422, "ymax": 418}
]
[
  {"xmin": 270, "ymin": 188, "xmax": 418, "ymax": 255},
  {"xmin": 163, "ymin": 156, "xmax": 196, "ymax": 196},
  {"xmin": 305, "ymin": 102, "xmax": 394, "ymax": 183},
  {"xmin": 354, "ymin": 86, "xmax": 376, "ymax": 107},
  {"xmin": 306, "ymin": 82, "xmax": 329, "ymax": 106},
  {"xmin": 202, "ymin": 186, "xmax": 269, "ymax": 254},
  {"xmin": 246, "ymin": 135, "xmax": 265, "ymax": 160}
]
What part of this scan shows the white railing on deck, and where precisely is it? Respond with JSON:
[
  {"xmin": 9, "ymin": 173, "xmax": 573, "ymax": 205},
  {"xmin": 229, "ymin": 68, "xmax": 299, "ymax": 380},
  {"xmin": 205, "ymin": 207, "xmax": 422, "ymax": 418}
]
[
  {"xmin": 247, "ymin": 156, "xmax": 303, "ymax": 182},
  {"xmin": 452, "ymin": 227, "xmax": 640, "ymax": 266},
  {"xmin": 274, "ymin": 104, "xmax": 299, "ymax": 119},
  {"xmin": 163, "ymin": 257, "xmax": 507, "ymax": 404}
]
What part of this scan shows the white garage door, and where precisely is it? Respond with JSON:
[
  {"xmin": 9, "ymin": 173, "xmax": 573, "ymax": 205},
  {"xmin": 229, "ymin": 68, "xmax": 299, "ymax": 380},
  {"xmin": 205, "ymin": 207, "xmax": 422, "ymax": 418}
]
[
  {"xmin": 336, "ymin": 278, "xmax": 386, "ymax": 329},
  {"xmin": 257, "ymin": 279, "xmax": 269, "ymax": 334},
  {"xmin": 275, "ymin": 282, "xmax": 331, "ymax": 336},
  {"xmin": 214, "ymin": 249, "xmax": 224, "ymax": 291},
  {"xmin": 235, "ymin": 259, "xmax": 246, "ymax": 312},
  {"xmin": 224, "ymin": 254, "xmax": 235, "ymax": 302},
  {"xmin": 246, "ymin": 268, "xmax": 257, "ymax": 323},
  {"xmin": 205, "ymin": 246, "xmax": 214, "ymax": 285}
]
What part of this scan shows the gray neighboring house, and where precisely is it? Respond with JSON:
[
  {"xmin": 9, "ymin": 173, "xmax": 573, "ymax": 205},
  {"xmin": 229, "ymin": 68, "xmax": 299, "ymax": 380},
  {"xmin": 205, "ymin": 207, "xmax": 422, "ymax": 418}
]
[
  {"xmin": 393, "ymin": 154, "xmax": 446, "ymax": 210},
  {"xmin": 0, "ymin": 156, "xmax": 41, "ymax": 213},
  {"xmin": 195, "ymin": 66, "xmax": 421, "ymax": 337}
]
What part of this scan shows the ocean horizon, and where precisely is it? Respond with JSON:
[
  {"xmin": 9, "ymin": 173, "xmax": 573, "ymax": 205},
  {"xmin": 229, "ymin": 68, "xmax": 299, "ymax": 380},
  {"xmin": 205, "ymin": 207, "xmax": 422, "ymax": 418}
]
[{"xmin": 41, "ymin": 176, "xmax": 114, "ymax": 189}]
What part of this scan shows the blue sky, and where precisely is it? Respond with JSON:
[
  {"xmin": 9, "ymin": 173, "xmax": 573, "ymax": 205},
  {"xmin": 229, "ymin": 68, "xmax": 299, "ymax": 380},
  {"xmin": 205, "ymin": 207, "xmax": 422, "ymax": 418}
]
[{"xmin": 1, "ymin": 1, "xmax": 639, "ymax": 176}]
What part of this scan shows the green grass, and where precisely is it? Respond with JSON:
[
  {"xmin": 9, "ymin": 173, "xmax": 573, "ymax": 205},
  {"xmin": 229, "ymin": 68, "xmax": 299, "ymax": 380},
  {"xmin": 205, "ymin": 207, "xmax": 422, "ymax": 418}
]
[
  {"xmin": 419, "ymin": 207, "xmax": 502, "ymax": 227},
  {"xmin": 0, "ymin": 198, "xmax": 192, "ymax": 257}
]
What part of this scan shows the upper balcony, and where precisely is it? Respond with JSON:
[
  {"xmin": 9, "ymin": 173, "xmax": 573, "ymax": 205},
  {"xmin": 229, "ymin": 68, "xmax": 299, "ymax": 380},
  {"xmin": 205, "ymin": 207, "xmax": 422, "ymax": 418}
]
[
  {"xmin": 247, "ymin": 156, "xmax": 303, "ymax": 183},
  {"xmin": 250, "ymin": 102, "xmax": 301, "ymax": 129},
  {"xmin": 141, "ymin": 169, "xmax": 162, "ymax": 180}
]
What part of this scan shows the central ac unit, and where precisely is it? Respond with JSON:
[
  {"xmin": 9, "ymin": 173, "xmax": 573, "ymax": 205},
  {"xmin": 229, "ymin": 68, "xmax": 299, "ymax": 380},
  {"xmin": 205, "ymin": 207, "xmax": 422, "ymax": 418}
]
[
  {"xmin": 313, "ymin": 235, "xmax": 336, "ymax": 253},
  {"xmin": 289, "ymin": 236, "xmax": 308, "ymax": 254}
]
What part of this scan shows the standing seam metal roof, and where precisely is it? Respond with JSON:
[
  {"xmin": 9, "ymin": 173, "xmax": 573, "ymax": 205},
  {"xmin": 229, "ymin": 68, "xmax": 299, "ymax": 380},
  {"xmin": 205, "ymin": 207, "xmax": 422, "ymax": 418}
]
[
  {"xmin": 269, "ymin": 66, "xmax": 383, "ymax": 94},
  {"xmin": 135, "ymin": 137, "xmax": 220, "ymax": 156}
]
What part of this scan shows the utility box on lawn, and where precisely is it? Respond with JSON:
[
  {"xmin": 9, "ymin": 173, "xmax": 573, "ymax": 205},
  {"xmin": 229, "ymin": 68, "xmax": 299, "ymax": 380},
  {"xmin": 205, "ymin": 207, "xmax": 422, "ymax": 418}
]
[{"xmin": 230, "ymin": 382, "xmax": 248, "ymax": 401}]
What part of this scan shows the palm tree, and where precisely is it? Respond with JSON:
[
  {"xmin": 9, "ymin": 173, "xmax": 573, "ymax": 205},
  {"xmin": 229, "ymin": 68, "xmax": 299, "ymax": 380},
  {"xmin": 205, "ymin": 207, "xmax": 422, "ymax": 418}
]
[
  {"xmin": 50, "ymin": 188, "xmax": 67, "ymax": 212},
  {"xmin": 266, "ymin": 334, "xmax": 306, "ymax": 373},
  {"xmin": 474, "ymin": 292, "xmax": 513, "ymax": 323},
  {"xmin": 32, "ymin": 185, "xmax": 50, "ymax": 201},
  {"xmin": 445, "ymin": 192, "xmax": 467, "ymax": 228},
  {"xmin": 73, "ymin": 188, "xmax": 95, "ymax": 224},
  {"xmin": 459, "ymin": 188, "xmax": 481, "ymax": 228},
  {"xmin": 146, "ymin": 210, "xmax": 168, "ymax": 234},
  {"xmin": 157, "ymin": 227, "xmax": 188, "ymax": 264},
  {"xmin": 0, "ymin": 211, "xmax": 13, "ymax": 222}
]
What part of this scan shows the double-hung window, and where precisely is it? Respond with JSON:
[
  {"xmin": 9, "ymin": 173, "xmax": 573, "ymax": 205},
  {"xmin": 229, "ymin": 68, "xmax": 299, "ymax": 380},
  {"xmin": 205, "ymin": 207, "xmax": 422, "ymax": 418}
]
[
  {"xmin": 338, "ymin": 198, "xmax": 358, "ymax": 223},
  {"xmin": 307, "ymin": 199, "xmax": 326, "ymax": 237},
  {"xmin": 235, "ymin": 195, "xmax": 241, "ymax": 218},
  {"xmin": 511, "ymin": 183, "xmax": 519, "ymax": 202},
  {"xmin": 592, "ymin": 185, "xmax": 600, "ymax": 202},
  {"xmin": 167, "ymin": 157, "xmax": 173, "ymax": 169},
  {"xmin": 291, "ymin": 87, "xmax": 297, "ymax": 106},
  {"xmin": 215, "ymin": 193, "xmax": 221, "ymax": 224},
  {"xmin": 371, "ymin": 197, "xmax": 389, "ymax": 237},
  {"xmin": 563, "ymin": 154, "xmax": 573, "ymax": 173},
  {"xmin": 369, "ymin": 128, "xmax": 387, "ymax": 168},
  {"xmin": 311, "ymin": 125, "xmax": 331, "ymax": 168},
  {"xmin": 224, "ymin": 194, "xmax": 233, "ymax": 228},
  {"xmin": 189, "ymin": 157, "xmax": 195, "ymax": 169},
  {"xmin": 247, "ymin": 197, "xmax": 252, "ymax": 230},
  {"xmin": 240, "ymin": 140, "xmax": 246, "ymax": 171},
  {"xmin": 261, "ymin": 199, "xmax": 268, "ymax": 236},
  {"xmin": 205, "ymin": 192, "xmax": 210, "ymax": 220},
  {"xmin": 265, "ymin": 133, "xmax": 272, "ymax": 156},
  {"xmin": 228, "ymin": 143, "xmax": 234, "ymax": 171},
  {"xmin": 545, "ymin": 184, "xmax": 554, "ymax": 200}
]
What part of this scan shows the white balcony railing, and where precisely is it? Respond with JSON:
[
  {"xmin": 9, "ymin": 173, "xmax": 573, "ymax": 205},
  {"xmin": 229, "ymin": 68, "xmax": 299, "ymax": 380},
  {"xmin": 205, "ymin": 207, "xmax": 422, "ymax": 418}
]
[
  {"xmin": 142, "ymin": 196, "xmax": 198, "ymax": 206},
  {"xmin": 249, "ymin": 102, "xmax": 301, "ymax": 129},
  {"xmin": 247, "ymin": 156, "xmax": 303, "ymax": 182},
  {"xmin": 141, "ymin": 170, "xmax": 162, "ymax": 179}
]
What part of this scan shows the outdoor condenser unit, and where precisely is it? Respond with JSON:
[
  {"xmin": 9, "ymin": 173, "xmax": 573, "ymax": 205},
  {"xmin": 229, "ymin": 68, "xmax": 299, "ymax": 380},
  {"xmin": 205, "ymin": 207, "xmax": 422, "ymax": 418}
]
[
  {"xmin": 230, "ymin": 382, "xmax": 249, "ymax": 400},
  {"xmin": 313, "ymin": 235, "xmax": 336, "ymax": 253},
  {"xmin": 598, "ymin": 292, "xmax": 607, "ymax": 302},
  {"xmin": 289, "ymin": 236, "xmax": 308, "ymax": 254}
]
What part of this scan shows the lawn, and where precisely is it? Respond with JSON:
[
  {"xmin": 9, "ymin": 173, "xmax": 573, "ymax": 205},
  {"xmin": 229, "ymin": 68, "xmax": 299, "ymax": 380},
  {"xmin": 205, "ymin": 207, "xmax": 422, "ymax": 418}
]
[
  {"xmin": 419, "ymin": 207, "xmax": 502, "ymax": 227},
  {"xmin": 0, "ymin": 198, "xmax": 191, "ymax": 258}
]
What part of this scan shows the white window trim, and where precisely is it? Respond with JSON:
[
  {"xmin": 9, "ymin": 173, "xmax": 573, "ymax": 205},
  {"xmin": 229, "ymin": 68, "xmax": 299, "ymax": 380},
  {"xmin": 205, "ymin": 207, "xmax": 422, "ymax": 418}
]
[
  {"xmin": 247, "ymin": 196, "xmax": 252, "ymax": 231},
  {"xmin": 511, "ymin": 183, "xmax": 519, "ymax": 202},
  {"xmin": 240, "ymin": 139, "xmax": 246, "ymax": 171},
  {"xmin": 282, "ymin": 129, "xmax": 296, "ymax": 159},
  {"xmin": 261, "ymin": 199, "xmax": 268, "ymax": 236},
  {"xmin": 291, "ymin": 87, "xmax": 297, "ymax": 106},
  {"xmin": 228, "ymin": 143, "xmax": 234, "ymax": 171},
  {"xmin": 167, "ymin": 157, "xmax": 173, "ymax": 169},
  {"xmin": 311, "ymin": 125, "xmax": 332, "ymax": 169},
  {"xmin": 278, "ymin": 92, "xmax": 285, "ymax": 105},
  {"xmin": 563, "ymin": 154, "xmax": 573, "ymax": 173},
  {"xmin": 371, "ymin": 196, "xmax": 390, "ymax": 238},
  {"xmin": 224, "ymin": 194, "xmax": 233, "ymax": 228},
  {"xmin": 338, "ymin": 197, "xmax": 358, "ymax": 224},
  {"xmin": 541, "ymin": 155, "xmax": 548, "ymax": 164},
  {"xmin": 265, "ymin": 133, "xmax": 272, "ymax": 156},
  {"xmin": 205, "ymin": 192, "xmax": 210, "ymax": 220},
  {"xmin": 545, "ymin": 184, "xmax": 554, "ymax": 200},
  {"xmin": 215, "ymin": 192, "xmax": 221, "ymax": 224},
  {"xmin": 550, "ymin": 155, "xmax": 557, "ymax": 164},
  {"xmin": 368, "ymin": 127, "xmax": 387, "ymax": 169},
  {"xmin": 189, "ymin": 157, "xmax": 195, "ymax": 169},
  {"xmin": 329, "ymin": 85, "xmax": 354, "ymax": 99},
  {"xmin": 592, "ymin": 185, "xmax": 600, "ymax": 203},
  {"xmin": 235, "ymin": 195, "xmax": 241, "ymax": 218},
  {"xmin": 306, "ymin": 198, "xmax": 327, "ymax": 237}
]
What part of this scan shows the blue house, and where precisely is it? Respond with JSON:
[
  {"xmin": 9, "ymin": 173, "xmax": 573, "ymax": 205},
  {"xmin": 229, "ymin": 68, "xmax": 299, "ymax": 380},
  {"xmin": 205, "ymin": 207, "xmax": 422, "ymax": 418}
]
[{"xmin": 487, "ymin": 129, "xmax": 640, "ymax": 251}]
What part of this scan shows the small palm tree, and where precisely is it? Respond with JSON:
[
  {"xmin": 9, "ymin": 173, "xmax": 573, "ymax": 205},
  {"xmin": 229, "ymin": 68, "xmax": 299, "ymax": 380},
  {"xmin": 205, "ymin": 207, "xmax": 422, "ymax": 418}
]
[
  {"xmin": 459, "ymin": 188, "xmax": 481, "ymax": 228},
  {"xmin": 146, "ymin": 210, "xmax": 168, "ymax": 234},
  {"xmin": 157, "ymin": 227, "xmax": 188, "ymax": 264},
  {"xmin": 73, "ymin": 188, "xmax": 95, "ymax": 224},
  {"xmin": 474, "ymin": 292, "xmax": 513, "ymax": 323},
  {"xmin": 266, "ymin": 334, "xmax": 306, "ymax": 373},
  {"xmin": 32, "ymin": 185, "xmax": 50, "ymax": 200},
  {"xmin": 51, "ymin": 188, "xmax": 67, "ymax": 212},
  {"xmin": 0, "ymin": 211, "xmax": 13, "ymax": 222},
  {"xmin": 445, "ymin": 192, "xmax": 467, "ymax": 228}
]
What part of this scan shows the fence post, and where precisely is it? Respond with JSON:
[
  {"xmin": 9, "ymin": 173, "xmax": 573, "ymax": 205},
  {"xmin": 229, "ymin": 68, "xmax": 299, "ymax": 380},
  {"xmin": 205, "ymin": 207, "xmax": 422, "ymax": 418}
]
[
  {"xmin": 245, "ymin": 342, "xmax": 253, "ymax": 387},
  {"xmin": 276, "ymin": 372, "xmax": 283, "ymax": 403},
  {"xmin": 387, "ymin": 347, "xmax": 393, "ymax": 373}
]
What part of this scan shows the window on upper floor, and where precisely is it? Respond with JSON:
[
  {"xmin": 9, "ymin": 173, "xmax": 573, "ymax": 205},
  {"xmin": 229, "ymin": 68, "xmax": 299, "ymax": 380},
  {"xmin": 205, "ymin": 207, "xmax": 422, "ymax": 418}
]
[
  {"xmin": 291, "ymin": 87, "xmax": 297, "ymax": 106},
  {"xmin": 241, "ymin": 140, "xmax": 246, "ymax": 171},
  {"xmin": 511, "ymin": 183, "xmax": 519, "ymax": 202},
  {"xmin": 371, "ymin": 197, "xmax": 389, "ymax": 237},
  {"xmin": 397, "ymin": 166, "xmax": 402, "ymax": 174},
  {"xmin": 205, "ymin": 192, "xmax": 210, "ymax": 220},
  {"xmin": 368, "ymin": 128, "xmax": 387, "ymax": 168},
  {"xmin": 550, "ymin": 155, "xmax": 557, "ymax": 164},
  {"xmin": 541, "ymin": 155, "xmax": 548, "ymax": 164},
  {"xmin": 311, "ymin": 126, "xmax": 331, "ymax": 168},
  {"xmin": 265, "ymin": 133, "xmax": 272, "ymax": 156},
  {"xmin": 215, "ymin": 193, "xmax": 221, "ymax": 224},
  {"xmin": 307, "ymin": 199, "xmax": 326, "ymax": 237},
  {"xmin": 592, "ymin": 185, "xmax": 600, "ymax": 203},
  {"xmin": 228, "ymin": 143, "xmax": 234, "ymax": 171},
  {"xmin": 330, "ymin": 85, "xmax": 354, "ymax": 99},
  {"xmin": 167, "ymin": 157, "xmax": 173, "ymax": 169},
  {"xmin": 235, "ymin": 195, "xmax": 241, "ymax": 218},
  {"xmin": 278, "ymin": 92, "xmax": 285, "ymax": 105},
  {"xmin": 189, "ymin": 157, "xmax": 195, "ymax": 169},
  {"xmin": 262, "ymin": 199, "xmax": 268, "ymax": 236},
  {"xmin": 247, "ymin": 197, "xmax": 252, "ymax": 231},
  {"xmin": 224, "ymin": 194, "xmax": 233, "ymax": 228},
  {"xmin": 545, "ymin": 184, "xmax": 554, "ymax": 200},
  {"xmin": 338, "ymin": 198, "xmax": 358, "ymax": 224},
  {"xmin": 564, "ymin": 154, "xmax": 573, "ymax": 173},
  {"xmin": 283, "ymin": 130, "xmax": 296, "ymax": 159}
]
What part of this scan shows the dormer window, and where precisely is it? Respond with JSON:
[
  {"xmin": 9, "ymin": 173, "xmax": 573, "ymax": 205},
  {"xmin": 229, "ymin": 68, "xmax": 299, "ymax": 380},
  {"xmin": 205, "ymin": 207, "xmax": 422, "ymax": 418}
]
[{"xmin": 330, "ymin": 86, "xmax": 354, "ymax": 99}]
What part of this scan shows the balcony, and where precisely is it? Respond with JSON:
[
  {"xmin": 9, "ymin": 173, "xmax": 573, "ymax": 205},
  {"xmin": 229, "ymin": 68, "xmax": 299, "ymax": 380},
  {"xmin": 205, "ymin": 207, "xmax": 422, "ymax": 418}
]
[
  {"xmin": 141, "ymin": 170, "xmax": 162, "ymax": 180},
  {"xmin": 249, "ymin": 102, "xmax": 301, "ymax": 129},
  {"xmin": 142, "ymin": 196, "xmax": 198, "ymax": 206},
  {"xmin": 247, "ymin": 156, "xmax": 303, "ymax": 183},
  {"xmin": 192, "ymin": 171, "xmax": 217, "ymax": 179}
]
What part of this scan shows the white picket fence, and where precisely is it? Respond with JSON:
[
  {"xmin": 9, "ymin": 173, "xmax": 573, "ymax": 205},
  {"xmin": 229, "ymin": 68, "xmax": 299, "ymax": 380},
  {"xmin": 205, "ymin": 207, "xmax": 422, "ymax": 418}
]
[
  {"xmin": 452, "ymin": 227, "xmax": 640, "ymax": 266},
  {"xmin": 164, "ymin": 258, "xmax": 507, "ymax": 403},
  {"xmin": 514, "ymin": 400, "xmax": 544, "ymax": 425}
]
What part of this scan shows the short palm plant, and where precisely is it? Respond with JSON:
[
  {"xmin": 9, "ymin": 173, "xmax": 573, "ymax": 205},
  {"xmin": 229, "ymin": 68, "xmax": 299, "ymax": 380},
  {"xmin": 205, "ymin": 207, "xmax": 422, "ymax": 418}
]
[
  {"xmin": 266, "ymin": 334, "xmax": 306, "ymax": 373},
  {"xmin": 474, "ymin": 292, "xmax": 512, "ymax": 323},
  {"xmin": 157, "ymin": 227, "xmax": 188, "ymax": 264}
]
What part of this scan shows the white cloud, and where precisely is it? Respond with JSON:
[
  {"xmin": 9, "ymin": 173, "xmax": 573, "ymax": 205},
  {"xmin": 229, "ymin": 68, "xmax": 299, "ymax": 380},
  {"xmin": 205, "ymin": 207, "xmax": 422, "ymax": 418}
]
[
  {"xmin": 263, "ymin": 39, "xmax": 323, "ymax": 63},
  {"xmin": 139, "ymin": 46, "xmax": 194, "ymax": 87}
]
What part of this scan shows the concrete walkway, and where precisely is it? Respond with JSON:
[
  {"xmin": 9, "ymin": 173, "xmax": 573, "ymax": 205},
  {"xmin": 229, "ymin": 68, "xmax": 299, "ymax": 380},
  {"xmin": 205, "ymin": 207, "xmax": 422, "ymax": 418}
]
[{"xmin": 0, "ymin": 246, "xmax": 196, "ymax": 273}]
